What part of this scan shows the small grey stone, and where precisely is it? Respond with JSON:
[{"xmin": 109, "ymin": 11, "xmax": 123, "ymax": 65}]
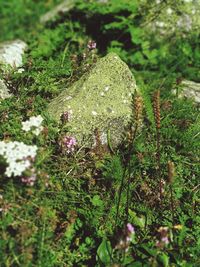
[
  {"xmin": 0, "ymin": 79, "xmax": 12, "ymax": 100},
  {"xmin": 177, "ymin": 80, "xmax": 200, "ymax": 104},
  {"xmin": 0, "ymin": 40, "xmax": 27, "ymax": 69}
]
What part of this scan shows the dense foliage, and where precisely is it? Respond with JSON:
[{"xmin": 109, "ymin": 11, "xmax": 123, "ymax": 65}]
[{"xmin": 0, "ymin": 0, "xmax": 200, "ymax": 266}]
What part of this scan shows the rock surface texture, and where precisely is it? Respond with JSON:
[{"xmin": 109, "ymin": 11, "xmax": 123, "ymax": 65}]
[
  {"xmin": 0, "ymin": 40, "xmax": 27, "ymax": 68},
  {"xmin": 178, "ymin": 80, "xmax": 200, "ymax": 104},
  {"xmin": 48, "ymin": 53, "xmax": 137, "ymax": 147},
  {"xmin": 0, "ymin": 79, "xmax": 11, "ymax": 100},
  {"xmin": 40, "ymin": 0, "xmax": 75, "ymax": 23}
]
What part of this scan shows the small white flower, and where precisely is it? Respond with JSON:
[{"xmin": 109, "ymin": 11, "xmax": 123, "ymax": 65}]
[
  {"xmin": 32, "ymin": 126, "xmax": 43, "ymax": 136},
  {"xmin": 17, "ymin": 68, "xmax": 25, "ymax": 73}
]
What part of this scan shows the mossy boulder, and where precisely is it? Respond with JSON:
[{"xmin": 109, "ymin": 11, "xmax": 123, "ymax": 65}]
[{"xmin": 48, "ymin": 52, "xmax": 137, "ymax": 147}]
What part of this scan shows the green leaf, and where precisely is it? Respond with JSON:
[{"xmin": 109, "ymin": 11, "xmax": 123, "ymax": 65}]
[
  {"xmin": 110, "ymin": 40, "xmax": 123, "ymax": 47},
  {"xmin": 157, "ymin": 253, "xmax": 169, "ymax": 267},
  {"xmin": 139, "ymin": 244, "xmax": 157, "ymax": 257},
  {"xmin": 181, "ymin": 43, "xmax": 192, "ymax": 57},
  {"xmin": 143, "ymin": 49, "xmax": 158, "ymax": 64},
  {"xmin": 141, "ymin": 41, "xmax": 150, "ymax": 51},
  {"xmin": 91, "ymin": 195, "xmax": 103, "ymax": 207},
  {"xmin": 85, "ymin": 237, "xmax": 92, "ymax": 245},
  {"xmin": 127, "ymin": 262, "xmax": 145, "ymax": 267},
  {"xmin": 131, "ymin": 51, "xmax": 146, "ymax": 65},
  {"xmin": 128, "ymin": 210, "xmax": 145, "ymax": 229},
  {"xmin": 97, "ymin": 239, "xmax": 112, "ymax": 265},
  {"xmin": 130, "ymin": 27, "xmax": 143, "ymax": 44}
]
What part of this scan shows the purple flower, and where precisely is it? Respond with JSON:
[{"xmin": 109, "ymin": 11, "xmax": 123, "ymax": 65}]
[
  {"xmin": 21, "ymin": 173, "xmax": 37, "ymax": 186},
  {"xmin": 161, "ymin": 236, "xmax": 169, "ymax": 245},
  {"xmin": 156, "ymin": 226, "xmax": 170, "ymax": 248},
  {"xmin": 87, "ymin": 40, "xmax": 97, "ymax": 50},
  {"xmin": 62, "ymin": 136, "xmax": 77, "ymax": 154},
  {"xmin": 127, "ymin": 223, "xmax": 135, "ymax": 234}
]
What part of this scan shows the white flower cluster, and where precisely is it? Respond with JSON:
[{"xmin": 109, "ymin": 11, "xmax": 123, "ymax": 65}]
[
  {"xmin": 22, "ymin": 115, "xmax": 44, "ymax": 136},
  {"xmin": 0, "ymin": 141, "xmax": 37, "ymax": 177}
]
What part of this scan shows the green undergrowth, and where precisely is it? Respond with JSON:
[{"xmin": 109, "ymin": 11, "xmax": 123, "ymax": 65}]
[
  {"xmin": 0, "ymin": 1, "xmax": 200, "ymax": 266},
  {"xmin": 0, "ymin": 0, "xmax": 64, "ymax": 42}
]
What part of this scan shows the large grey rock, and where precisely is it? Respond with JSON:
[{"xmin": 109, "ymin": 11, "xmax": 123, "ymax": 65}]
[
  {"xmin": 40, "ymin": 0, "xmax": 75, "ymax": 23},
  {"xmin": 177, "ymin": 80, "xmax": 200, "ymax": 104},
  {"xmin": 0, "ymin": 79, "xmax": 11, "ymax": 100},
  {"xmin": 0, "ymin": 40, "xmax": 27, "ymax": 68},
  {"xmin": 48, "ymin": 52, "xmax": 137, "ymax": 147}
]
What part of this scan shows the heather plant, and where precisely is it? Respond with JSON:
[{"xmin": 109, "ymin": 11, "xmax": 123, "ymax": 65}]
[{"xmin": 0, "ymin": 0, "xmax": 200, "ymax": 266}]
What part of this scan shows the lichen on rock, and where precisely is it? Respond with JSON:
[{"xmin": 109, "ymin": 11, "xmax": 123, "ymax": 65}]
[{"xmin": 48, "ymin": 52, "xmax": 137, "ymax": 147}]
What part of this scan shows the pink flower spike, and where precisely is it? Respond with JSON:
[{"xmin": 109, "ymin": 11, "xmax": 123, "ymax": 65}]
[
  {"xmin": 61, "ymin": 136, "xmax": 77, "ymax": 154},
  {"xmin": 87, "ymin": 40, "xmax": 97, "ymax": 50},
  {"xmin": 127, "ymin": 223, "xmax": 135, "ymax": 234},
  {"xmin": 60, "ymin": 110, "xmax": 72, "ymax": 123},
  {"xmin": 21, "ymin": 170, "xmax": 37, "ymax": 186},
  {"xmin": 161, "ymin": 236, "xmax": 169, "ymax": 245}
]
